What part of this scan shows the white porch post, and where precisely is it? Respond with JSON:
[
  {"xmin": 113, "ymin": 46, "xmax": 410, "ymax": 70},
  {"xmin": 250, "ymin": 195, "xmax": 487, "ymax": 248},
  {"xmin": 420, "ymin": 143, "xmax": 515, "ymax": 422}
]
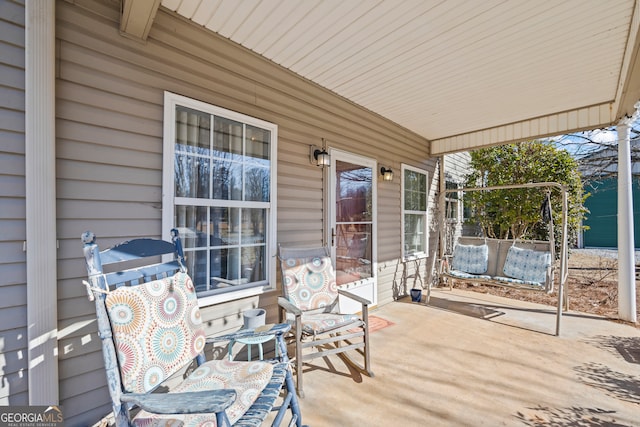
[
  {"xmin": 616, "ymin": 112, "xmax": 637, "ymax": 323},
  {"xmin": 26, "ymin": 0, "xmax": 59, "ymax": 403}
]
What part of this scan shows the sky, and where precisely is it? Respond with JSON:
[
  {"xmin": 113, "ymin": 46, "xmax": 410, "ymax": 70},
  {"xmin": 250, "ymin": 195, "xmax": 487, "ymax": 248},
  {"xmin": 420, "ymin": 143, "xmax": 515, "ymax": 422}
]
[{"xmin": 544, "ymin": 118, "xmax": 640, "ymax": 159}]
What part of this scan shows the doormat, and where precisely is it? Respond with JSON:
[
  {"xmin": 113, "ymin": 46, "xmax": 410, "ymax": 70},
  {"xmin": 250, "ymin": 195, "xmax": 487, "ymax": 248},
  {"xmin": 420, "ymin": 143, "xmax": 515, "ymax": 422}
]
[{"xmin": 368, "ymin": 315, "xmax": 395, "ymax": 333}]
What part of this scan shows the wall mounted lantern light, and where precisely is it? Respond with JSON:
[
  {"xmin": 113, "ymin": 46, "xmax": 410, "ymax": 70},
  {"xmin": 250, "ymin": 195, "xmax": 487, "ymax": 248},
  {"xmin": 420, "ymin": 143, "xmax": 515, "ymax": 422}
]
[
  {"xmin": 309, "ymin": 142, "xmax": 330, "ymax": 167},
  {"xmin": 380, "ymin": 167, "xmax": 394, "ymax": 181}
]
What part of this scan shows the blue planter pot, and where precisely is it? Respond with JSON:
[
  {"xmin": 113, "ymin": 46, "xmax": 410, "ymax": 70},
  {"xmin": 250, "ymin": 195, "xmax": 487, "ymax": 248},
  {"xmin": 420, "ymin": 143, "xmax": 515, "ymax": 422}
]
[{"xmin": 410, "ymin": 288, "xmax": 422, "ymax": 302}]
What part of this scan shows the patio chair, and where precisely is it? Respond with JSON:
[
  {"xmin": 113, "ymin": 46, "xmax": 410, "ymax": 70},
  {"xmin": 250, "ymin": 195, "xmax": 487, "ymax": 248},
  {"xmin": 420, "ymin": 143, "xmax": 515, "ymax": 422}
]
[
  {"xmin": 81, "ymin": 229, "xmax": 303, "ymax": 427},
  {"xmin": 277, "ymin": 246, "xmax": 373, "ymax": 397}
]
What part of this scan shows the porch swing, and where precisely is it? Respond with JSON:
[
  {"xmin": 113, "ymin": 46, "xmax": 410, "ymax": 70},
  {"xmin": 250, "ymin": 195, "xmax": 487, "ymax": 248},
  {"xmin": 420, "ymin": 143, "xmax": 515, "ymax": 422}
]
[{"xmin": 437, "ymin": 182, "xmax": 569, "ymax": 335}]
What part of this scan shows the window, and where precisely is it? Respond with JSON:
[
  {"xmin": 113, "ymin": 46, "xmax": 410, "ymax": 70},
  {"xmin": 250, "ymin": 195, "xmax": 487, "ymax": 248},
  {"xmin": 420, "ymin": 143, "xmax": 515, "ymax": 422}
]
[
  {"xmin": 445, "ymin": 180, "xmax": 460, "ymax": 222},
  {"xmin": 163, "ymin": 92, "xmax": 277, "ymax": 302},
  {"xmin": 401, "ymin": 165, "xmax": 428, "ymax": 259}
]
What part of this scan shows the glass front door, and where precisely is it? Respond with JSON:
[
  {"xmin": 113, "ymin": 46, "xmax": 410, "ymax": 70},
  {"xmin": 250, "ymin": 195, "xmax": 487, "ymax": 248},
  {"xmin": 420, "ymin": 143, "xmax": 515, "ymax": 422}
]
[{"xmin": 329, "ymin": 149, "xmax": 377, "ymax": 311}]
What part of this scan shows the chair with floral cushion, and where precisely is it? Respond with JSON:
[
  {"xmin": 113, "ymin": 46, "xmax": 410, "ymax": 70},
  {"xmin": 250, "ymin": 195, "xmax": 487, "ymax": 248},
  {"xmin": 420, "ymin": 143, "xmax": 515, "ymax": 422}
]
[
  {"xmin": 277, "ymin": 245, "xmax": 373, "ymax": 397},
  {"xmin": 81, "ymin": 229, "xmax": 303, "ymax": 427}
]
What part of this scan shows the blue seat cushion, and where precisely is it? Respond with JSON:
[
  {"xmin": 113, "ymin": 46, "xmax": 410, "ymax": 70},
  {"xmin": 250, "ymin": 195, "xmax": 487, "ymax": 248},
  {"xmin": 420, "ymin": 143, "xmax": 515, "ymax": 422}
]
[
  {"xmin": 502, "ymin": 246, "xmax": 551, "ymax": 284},
  {"xmin": 452, "ymin": 244, "xmax": 489, "ymax": 274}
]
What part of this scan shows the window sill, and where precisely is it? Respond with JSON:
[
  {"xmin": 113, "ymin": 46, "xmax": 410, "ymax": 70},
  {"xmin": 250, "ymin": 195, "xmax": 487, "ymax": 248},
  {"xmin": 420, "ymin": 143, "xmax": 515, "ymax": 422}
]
[
  {"xmin": 197, "ymin": 285, "xmax": 270, "ymax": 308},
  {"xmin": 403, "ymin": 253, "xmax": 428, "ymax": 261}
]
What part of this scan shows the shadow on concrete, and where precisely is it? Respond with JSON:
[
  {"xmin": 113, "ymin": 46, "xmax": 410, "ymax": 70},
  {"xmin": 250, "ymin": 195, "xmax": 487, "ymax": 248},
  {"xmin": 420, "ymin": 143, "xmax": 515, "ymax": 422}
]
[
  {"xmin": 513, "ymin": 405, "xmax": 629, "ymax": 426},
  {"xmin": 574, "ymin": 362, "xmax": 640, "ymax": 405},
  {"xmin": 587, "ymin": 335, "xmax": 640, "ymax": 365},
  {"xmin": 415, "ymin": 295, "xmax": 505, "ymax": 320}
]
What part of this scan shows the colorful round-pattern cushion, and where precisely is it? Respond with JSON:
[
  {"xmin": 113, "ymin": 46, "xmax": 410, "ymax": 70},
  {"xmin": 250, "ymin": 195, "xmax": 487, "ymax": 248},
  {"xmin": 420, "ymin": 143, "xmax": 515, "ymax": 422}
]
[
  {"xmin": 280, "ymin": 255, "xmax": 337, "ymax": 311},
  {"xmin": 133, "ymin": 359, "xmax": 274, "ymax": 426},
  {"xmin": 105, "ymin": 272, "xmax": 203, "ymax": 393}
]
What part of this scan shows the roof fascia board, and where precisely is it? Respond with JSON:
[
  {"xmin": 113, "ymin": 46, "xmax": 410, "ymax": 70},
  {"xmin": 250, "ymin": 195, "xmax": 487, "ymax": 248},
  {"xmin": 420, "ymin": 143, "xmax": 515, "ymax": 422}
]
[
  {"xmin": 430, "ymin": 102, "xmax": 615, "ymax": 155},
  {"xmin": 614, "ymin": 0, "xmax": 640, "ymax": 120}
]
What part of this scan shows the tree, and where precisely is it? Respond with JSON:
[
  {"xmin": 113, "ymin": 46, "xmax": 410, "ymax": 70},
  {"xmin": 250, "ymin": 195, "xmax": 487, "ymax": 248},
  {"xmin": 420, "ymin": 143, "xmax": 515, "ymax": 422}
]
[
  {"xmin": 550, "ymin": 120, "xmax": 640, "ymax": 183},
  {"xmin": 463, "ymin": 141, "xmax": 587, "ymax": 246}
]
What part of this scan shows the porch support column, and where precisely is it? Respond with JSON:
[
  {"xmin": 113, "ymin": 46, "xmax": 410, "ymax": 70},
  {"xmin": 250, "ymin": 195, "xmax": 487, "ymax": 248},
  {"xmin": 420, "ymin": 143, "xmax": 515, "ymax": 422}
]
[
  {"xmin": 438, "ymin": 156, "xmax": 446, "ymax": 260},
  {"xmin": 616, "ymin": 111, "xmax": 637, "ymax": 323},
  {"xmin": 26, "ymin": 0, "xmax": 58, "ymax": 403}
]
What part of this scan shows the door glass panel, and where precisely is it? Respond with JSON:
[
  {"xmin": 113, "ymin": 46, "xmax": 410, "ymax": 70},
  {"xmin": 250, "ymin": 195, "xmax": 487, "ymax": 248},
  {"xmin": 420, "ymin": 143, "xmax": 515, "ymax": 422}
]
[{"xmin": 335, "ymin": 160, "xmax": 373, "ymax": 285}]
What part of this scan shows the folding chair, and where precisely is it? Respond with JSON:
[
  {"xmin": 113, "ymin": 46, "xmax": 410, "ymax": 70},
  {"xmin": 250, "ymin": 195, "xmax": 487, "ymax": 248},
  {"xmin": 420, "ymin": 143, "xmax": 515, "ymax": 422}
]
[
  {"xmin": 81, "ymin": 229, "xmax": 303, "ymax": 427},
  {"xmin": 277, "ymin": 246, "xmax": 373, "ymax": 397}
]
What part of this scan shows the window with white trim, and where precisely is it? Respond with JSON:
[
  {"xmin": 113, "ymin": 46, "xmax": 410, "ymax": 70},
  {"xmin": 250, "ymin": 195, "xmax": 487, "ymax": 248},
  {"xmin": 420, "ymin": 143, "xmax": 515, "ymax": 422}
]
[
  {"xmin": 401, "ymin": 165, "xmax": 428, "ymax": 259},
  {"xmin": 445, "ymin": 180, "xmax": 460, "ymax": 222},
  {"xmin": 163, "ymin": 92, "xmax": 277, "ymax": 299}
]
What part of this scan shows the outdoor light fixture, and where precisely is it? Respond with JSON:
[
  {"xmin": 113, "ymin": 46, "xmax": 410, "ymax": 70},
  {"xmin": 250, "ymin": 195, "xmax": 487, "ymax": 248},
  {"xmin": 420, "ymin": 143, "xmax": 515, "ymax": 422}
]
[
  {"xmin": 380, "ymin": 167, "xmax": 394, "ymax": 181},
  {"xmin": 309, "ymin": 143, "xmax": 330, "ymax": 167}
]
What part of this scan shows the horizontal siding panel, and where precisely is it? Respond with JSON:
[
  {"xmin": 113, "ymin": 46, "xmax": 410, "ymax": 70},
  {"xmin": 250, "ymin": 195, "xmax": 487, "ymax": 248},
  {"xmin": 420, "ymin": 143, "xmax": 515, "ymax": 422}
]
[
  {"xmin": 0, "ymin": 0, "xmax": 26, "ymax": 27},
  {"xmin": 0, "ymin": 263, "xmax": 26, "ymax": 286},
  {"xmin": 60, "ymin": 59, "xmax": 160, "ymax": 105},
  {"xmin": 59, "ymin": 368, "xmax": 108, "ymax": 401},
  {"xmin": 0, "ymin": 151, "xmax": 24, "ymax": 175},
  {"xmin": 0, "ymin": 220, "xmax": 25, "ymax": 240},
  {"xmin": 0, "ymin": 108, "xmax": 24, "ymax": 133},
  {"xmin": 57, "ymin": 139, "xmax": 161, "ymax": 169},
  {"xmin": 57, "ymin": 278, "xmax": 94, "ymax": 301},
  {"xmin": 57, "ymin": 158, "xmax": 161, "ymax": 186},
  {"xmin": 0, "ymin": 305, "xmax": 27, "ymax": 331},
  {"xmin": 0, "ymin": 241, "xmax": 25, "ymax": 264},
  {"xmin": 58, "ymin": 316, "xmax": 97, "ymax": 343},
  {"xmin": 0, "ymin": 284, "xmax": 26, "ymax": 308},
  {"xmin": 58, "ymin": 198, "xmax": 162, "ymax": 222},
  {"xmin": 58, "ymin": 324, "xmax": 103, "ymax": 359},
  {"xmin": 0, "ymin": 41, "xmax": 24, "ymax": 69},
  {"xmin": 0, "ymin": 369, "xmax": 27, "ymax": 401},
  {"xmin": 58, "ymin": 350, "xmax": 105, "ymax": 382},
  {"xmin": 0, "ymin": 129, "xmax": 25, "ymax": 154},
  {"xmin": 0, "ymin": 196, "xmax": 26, "ymax": 220},
  {"xmin": 57, "ymin": 98, "xmax": 161, "ymax": 138},
  {"xmin": 0, "ymin": 327, "xmax": 28, "ymax": 401},
  {"xmin": 0, "ymin": 327, "xmax": 26, "ymax": 353},
  {"xmin": 57, "ymin": 30, "xmax": 258, "ymax": 111},
  {"xmin": 0, "ymin": 86, "xmax": 25, "ymax": 110},
  {"xmin": 56, "ymin": 120, "xmax": 161, "ymax": 153},
  {"xmin": 57, "ymin": 79, "xmax": 161, "ymax": 121},
  {"xmin": 61, "ymin": 387, "xmax": 111, "ymax": 427},
  {"xmin": 0, "ymin": 63, "xmax": 24, "ymax": 90},
  {"xmin": 56, "ymin": 179, "xmax": 161, "ymax": 203},
  {"xmin": 0, "ymin": 392, "xmax": 27, "ymax": 406},
  {"xmin": 0, "ymin": 347, "xmax": 27, "ymax": 377},
  {"xmin": 56, "ymin": 217, "xmax": 162, "ymax": 243},
  {"xmin": 56, "ymin": 293, "xmax": 98, "ymax": 323}
]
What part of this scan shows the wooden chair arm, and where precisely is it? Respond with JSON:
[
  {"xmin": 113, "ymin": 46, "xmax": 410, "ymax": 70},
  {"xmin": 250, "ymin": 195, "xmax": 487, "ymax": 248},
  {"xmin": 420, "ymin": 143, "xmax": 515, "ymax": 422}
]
[
  {"xmin": 121, "ymin": 390, "xmax": 236, "ymax": 414},
  {"xmin": 277, "ymin": 296, "xmax": 303, "ymax": 316},
  {"xmin": 337, "ymin": 288, "xmax": 371, "ymax": 306}
]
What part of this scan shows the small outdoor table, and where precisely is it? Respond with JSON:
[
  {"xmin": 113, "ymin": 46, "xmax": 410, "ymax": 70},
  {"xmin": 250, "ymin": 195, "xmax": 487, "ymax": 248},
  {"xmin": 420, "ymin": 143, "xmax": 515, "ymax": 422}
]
[{"xmin": 227, "ymin": 325, "xmax": 278, "ymax": 361}]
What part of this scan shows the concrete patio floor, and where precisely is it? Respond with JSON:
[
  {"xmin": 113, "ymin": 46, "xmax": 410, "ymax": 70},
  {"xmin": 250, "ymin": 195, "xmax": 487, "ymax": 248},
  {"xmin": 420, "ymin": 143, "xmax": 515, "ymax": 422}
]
[{"xmin": 293, "ymin": 288, "xmax": 640, "ymax": 426}]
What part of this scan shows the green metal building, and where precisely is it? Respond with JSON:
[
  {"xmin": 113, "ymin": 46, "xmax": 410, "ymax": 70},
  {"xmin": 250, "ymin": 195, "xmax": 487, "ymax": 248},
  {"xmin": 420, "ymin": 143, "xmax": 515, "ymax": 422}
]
[{"xmin": 582, "ymin": 177, "xmax": 640, "ymax": 248}]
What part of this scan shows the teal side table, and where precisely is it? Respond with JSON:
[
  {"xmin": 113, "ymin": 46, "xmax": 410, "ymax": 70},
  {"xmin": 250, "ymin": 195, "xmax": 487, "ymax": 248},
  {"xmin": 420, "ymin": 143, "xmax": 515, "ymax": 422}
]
[{"xmin": 228, "ymin": 334, "xmax": 277, "ymax": 361}]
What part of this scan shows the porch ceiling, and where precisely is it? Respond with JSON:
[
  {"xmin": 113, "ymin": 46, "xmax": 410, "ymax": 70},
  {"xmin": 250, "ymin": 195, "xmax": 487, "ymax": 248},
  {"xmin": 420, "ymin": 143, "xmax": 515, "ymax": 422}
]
[{"xmin": 154, "ymin": 0, "xmax": 640, "ymax": 155}]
